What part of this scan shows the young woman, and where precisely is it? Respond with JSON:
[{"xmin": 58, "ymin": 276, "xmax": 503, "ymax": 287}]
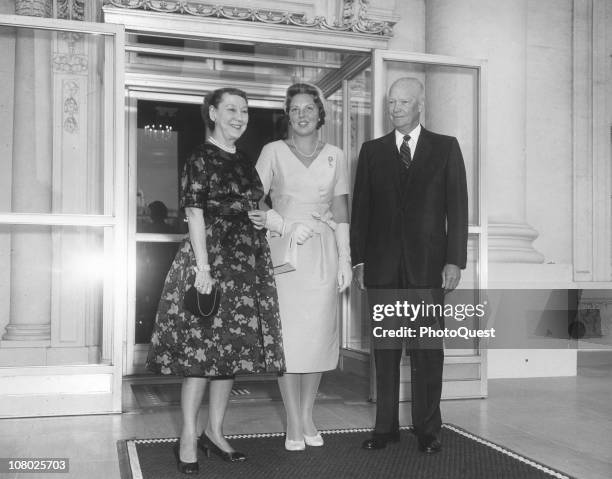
[{"xmin": 254, "ymin": 83, "xmax": 352, "ymax": 450}]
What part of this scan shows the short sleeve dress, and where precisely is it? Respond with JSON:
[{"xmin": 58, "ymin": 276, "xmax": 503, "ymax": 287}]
[
  {"xmin": 146, "ymin": 142, "xmax": 285, "ymax": 377},
  {"xmin": 256, "ymin": 140, "xmax": 349, "ymax": 373}
]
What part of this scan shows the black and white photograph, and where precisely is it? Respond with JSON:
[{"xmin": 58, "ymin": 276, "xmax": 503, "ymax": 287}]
[{"xmin": 0, "ymin": 1, "xmax": 611, "ymax": 478}]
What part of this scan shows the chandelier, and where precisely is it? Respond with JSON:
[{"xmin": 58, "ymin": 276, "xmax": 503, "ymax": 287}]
[
  {"xmin": 144, "ymin": 106, "xmax": 176, "ymax": 142},
  {"xmin": 144, "ymin": 123, "xmax": 173, "ymax": 141}
]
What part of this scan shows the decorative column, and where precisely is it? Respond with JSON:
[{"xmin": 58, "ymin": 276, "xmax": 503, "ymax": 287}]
[
  {"xmin": 1, "ymin": 0, "xmax": 53, "ymax": 346},
  {"xmin": 0, "ymin": 0, "xmax": 15, "ymax": 339},
  {"xmin": 426, "ymin": 0, "xmax": 544, "ymax": 263}
]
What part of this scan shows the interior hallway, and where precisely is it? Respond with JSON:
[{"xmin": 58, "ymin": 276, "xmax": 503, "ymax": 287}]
[{"xmin": 0, "ymin": 361, "xmax": 610, "ymax": 479}]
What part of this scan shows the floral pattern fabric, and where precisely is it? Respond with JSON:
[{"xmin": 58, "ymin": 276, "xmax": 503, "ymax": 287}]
[{"xmin": 146, "ymin": 143, "xmax": 285, "ymax": 377}]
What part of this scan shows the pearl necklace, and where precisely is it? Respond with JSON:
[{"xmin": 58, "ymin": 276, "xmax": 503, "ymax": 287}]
[
  {"xmin": 291, "ymin": 137, "xmax": 319, "ymax": 159},
  {"xmin": 207, "ymin": 136, "xmax": 236, "ymax": 154}
]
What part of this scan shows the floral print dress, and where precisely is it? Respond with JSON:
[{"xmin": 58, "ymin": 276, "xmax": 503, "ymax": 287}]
[{"xmin": 146, "ymin": 143, "xmax": 285, "ymax": 377}]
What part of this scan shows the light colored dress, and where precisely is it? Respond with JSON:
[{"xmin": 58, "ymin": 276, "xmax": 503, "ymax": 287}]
[{"xmin": 256, "ymin": 140, "xmax": 349, "ymax": 373}]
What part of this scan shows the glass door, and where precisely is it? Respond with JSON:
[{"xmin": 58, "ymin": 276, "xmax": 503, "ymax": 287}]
[
  {"xmin": 364, "ymin": 50, "xmax": 488, "ymax": 400},
  {"xmin": 0, "ymin": 14, "xmax": 125, "ymax": 416}
]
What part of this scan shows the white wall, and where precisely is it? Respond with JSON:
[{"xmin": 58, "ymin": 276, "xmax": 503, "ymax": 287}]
[
  {"xmin": 387, "ymin": 0, "xmax": 425, "ymax": 52},
  {"xmin": 0, "ymin": 1, "xmax": 14, "ymax": 14}
]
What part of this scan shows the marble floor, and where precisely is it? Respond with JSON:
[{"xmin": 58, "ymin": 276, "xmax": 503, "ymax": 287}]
[{"xmin": 0, "ymin": 364, "xmax": 611, "ymax": 479}]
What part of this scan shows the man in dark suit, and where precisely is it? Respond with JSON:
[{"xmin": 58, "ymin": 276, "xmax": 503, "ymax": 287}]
[{"xmin": 350, "ymin": 77, "xmax": 468, "ymax": 454}]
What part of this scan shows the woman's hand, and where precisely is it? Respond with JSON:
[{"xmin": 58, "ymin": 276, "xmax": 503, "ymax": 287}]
[
  {"xmin": 194, "ymin": 268, "xmax": 214, "ymax": 294},
  {"xmin": 337, "ymin": 257, "xmax": 353, "ymax": 293},
  {"xmin": 248, "ymin": 209, "xmax": 267, "ymax": 230},
  {"xmin": 291, "ymin": 223, "xmax": 313, "ymax": 244}
]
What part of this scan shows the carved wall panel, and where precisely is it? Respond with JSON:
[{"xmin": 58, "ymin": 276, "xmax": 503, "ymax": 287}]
[
  {"xmin": 15, "ymin": 0, "xmax": 53, "ymax": 17},
  {"xmin": 102, "ymin": 0, "xmax": 396, "ymax": 36}
]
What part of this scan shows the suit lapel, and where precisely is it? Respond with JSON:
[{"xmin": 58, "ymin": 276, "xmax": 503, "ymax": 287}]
[
  {"xmin": 381, "ymin": 130, "xmax": 399, "ymax": 161},
  {"xmin": 412, "ymin": 126, "xmax": 432, "ymax": 167}
]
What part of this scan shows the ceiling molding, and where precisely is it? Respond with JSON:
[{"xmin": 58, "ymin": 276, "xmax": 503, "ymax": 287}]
[{"xmin": 102, "ymin": 0, "xmax": 395, "ymax": 37}]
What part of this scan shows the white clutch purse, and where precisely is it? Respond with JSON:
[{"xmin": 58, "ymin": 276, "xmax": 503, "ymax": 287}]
[{"xmin": 268, "ymin": 232, "xmax": 298, "ymax": 275}]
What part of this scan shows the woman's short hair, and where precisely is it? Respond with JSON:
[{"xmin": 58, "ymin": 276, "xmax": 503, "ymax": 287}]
[
  {"xmin": 285, "ymin": 83, "xmax": 326, "ymax": 129},
  {"xmin": 201, "ymin": 87, "xmax": 248, "ymax": 130}
]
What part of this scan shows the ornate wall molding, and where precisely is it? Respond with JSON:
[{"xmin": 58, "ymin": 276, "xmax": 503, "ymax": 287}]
[
  {"xmin": 56, "ymin": 0, "xmax": 85, "ymax": 20},
  {"xmin": 62, "ymin": 80, "xmax": 79, "ymax": 133},
  {"xmin": 15, "ymin": 0, "xmax": 53, "ymax": 17},
  {"xmin": 52, "ymin": 52, "xmax": 88, "ymax": 73},
  {"xmin": 52, "ymin": 32, "xmax": 88, "ymax": 74},
  {"xmin": 103, "ymin": 0, "xmax": 395, "ymax": 36}
]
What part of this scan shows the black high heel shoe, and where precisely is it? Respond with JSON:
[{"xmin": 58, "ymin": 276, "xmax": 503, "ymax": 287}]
[
  {"xmin": 173, "ymin": 441, "xmax": 199, "ymax": 474},
  {"xmin": 198, "ymin": 433, "xmax": 247, "ymax": 462}
]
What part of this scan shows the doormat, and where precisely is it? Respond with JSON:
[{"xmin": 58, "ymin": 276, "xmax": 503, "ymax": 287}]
[
  {"xmin": 131, "ymin": 381, "xmax": 339, "ymax": 408},
  {"xmin": 117, "ymin": 425, "xmax": 575, "ymax": 479}
]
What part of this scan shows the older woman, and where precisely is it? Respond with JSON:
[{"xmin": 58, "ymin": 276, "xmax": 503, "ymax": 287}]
[
  {"xmin": 147, "ymin": 87, "xmax": 284, "ymax": 474},
  {"xmin": 253, "ymin": 83, "xmax": 352, "ymax": 451}
]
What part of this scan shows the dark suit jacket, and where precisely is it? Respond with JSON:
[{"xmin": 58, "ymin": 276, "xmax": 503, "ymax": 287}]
[{"xmin": 350, "ymin": 127, "xmax": 468, "ymax": 288}]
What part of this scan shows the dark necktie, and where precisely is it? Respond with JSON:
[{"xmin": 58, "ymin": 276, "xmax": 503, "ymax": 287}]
[{"xmin": 400, "ymin": 135, "xmax": 412, "ymax": 169}]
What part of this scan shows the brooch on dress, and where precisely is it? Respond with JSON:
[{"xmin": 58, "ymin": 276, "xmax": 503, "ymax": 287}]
[{"xmin": 328, "ymin": 156, "xmax": 334, "ymax": 168}]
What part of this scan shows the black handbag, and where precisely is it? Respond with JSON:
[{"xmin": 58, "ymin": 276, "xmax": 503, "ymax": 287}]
[{"xmin": 184, "ymin": 285, "xmax": 221, "ymax": 322}]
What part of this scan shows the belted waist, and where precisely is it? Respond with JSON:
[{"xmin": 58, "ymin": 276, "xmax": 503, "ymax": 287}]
[
  {"xmin": 275, "ymin": 201, "xmax": 328, "ymax": 218},
  {"xmin": 272, "ymin": 200, "xmax": 336, "ymax": 280},
  {"xmin": 274, "ymin": 202, "xmax": 334, "ymax": 233}
]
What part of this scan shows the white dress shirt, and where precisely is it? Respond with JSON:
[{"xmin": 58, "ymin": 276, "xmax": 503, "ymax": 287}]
[{"xmin": 395, "ymin": 124, "xmax": 421, "ymax": 157}]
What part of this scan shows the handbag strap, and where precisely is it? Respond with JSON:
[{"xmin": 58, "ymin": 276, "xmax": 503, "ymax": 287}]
[{"xmin": 196, "ymin": 287, "xmax": 220, "ymax": 316}]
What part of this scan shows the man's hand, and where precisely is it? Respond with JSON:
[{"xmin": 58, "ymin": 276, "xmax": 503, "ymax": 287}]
[
  {"xmin": 441, "ymin": 264, "xmax": 461, "ymax": 293},
  {"xmin": 353, "ymin": 263, "xmax": 365, "ymax": 290}
]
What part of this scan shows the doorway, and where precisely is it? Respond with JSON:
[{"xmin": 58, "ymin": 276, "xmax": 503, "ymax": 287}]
[
  {"xmin": 122, "ymin": 30, "xmax": 374, "ymax": 377},
  {"xmin": 118, "ymin": 19, "xmax": 486, "ymax": 408}
]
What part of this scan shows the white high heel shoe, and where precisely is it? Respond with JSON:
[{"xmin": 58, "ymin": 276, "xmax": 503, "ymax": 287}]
[
  {"xmin": 285, "ymin": 438, "xmax": 306, "ymax": 451},
  {"xmin": 304, "ymin": 432, "xmax": 324, "ymax": 447}
]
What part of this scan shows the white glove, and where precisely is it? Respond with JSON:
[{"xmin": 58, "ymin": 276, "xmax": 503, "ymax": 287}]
[
  {"xmin": 291, "ymin": 223, "xmax": 313, "ymax": 245},
  {"xmin": 335, "ymin": 223, "xmax": 352, "ymax": 292},
  {"xmin": 264, "ymin": 209, "xmax": 285, "ymax": 236}
]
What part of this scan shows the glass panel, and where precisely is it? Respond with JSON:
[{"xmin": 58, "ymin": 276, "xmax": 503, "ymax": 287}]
[
  {"xmin": 343, "ymin": 69, "xmax": 372, "ymax": 354},
  {"xmin": 461, "ymin": 234, "xmax": 480, "ymax": 290},
  {"xmin": 443, "ymin": 235, "xmax": 481, "ymax": 356},
  {"xmin": 127, "ymin": 34, "xmax": 369, "ymax": 87},
  {"xmin": 136, "ymin": 100, "xmax": 284, "ymax": 234},
  {"xmin": 322, "ymin": 90, "xmax": 344, "ymax": 150},
  {"xmin": 134, "ymin": 99, "xmax": 285, "ymax": 347},
  {"xmin": 135, "ymin": 241, "xmax": 181, "ymax": 344},
  {"xmin": 347, "ymin": 68, "xmax": 372, "ymax": 194},
  {"xmin": 0, "ymin": 224, "xmax": 106, "ymax": 366},
  {"xmin": 379, "ymin": 61, "xmax": 480, "ymax": 225},
  {"xmin": 0, "ymin": 25, "xmax": 111, "ymax": 214},
  {"xmin": 346, "ymin": 288, "xmax": 369, "ymax": 354}
]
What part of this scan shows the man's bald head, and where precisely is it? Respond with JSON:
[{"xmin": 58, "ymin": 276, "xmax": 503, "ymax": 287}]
[{"xmin": 387, "ymin": 77, "xmax": 424, "ymax": 134}]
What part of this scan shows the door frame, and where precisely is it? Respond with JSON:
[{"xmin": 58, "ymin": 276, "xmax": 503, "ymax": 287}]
[{"xmin": 369, "ymin": 49, "xmax": 488, "ymax": 400}]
